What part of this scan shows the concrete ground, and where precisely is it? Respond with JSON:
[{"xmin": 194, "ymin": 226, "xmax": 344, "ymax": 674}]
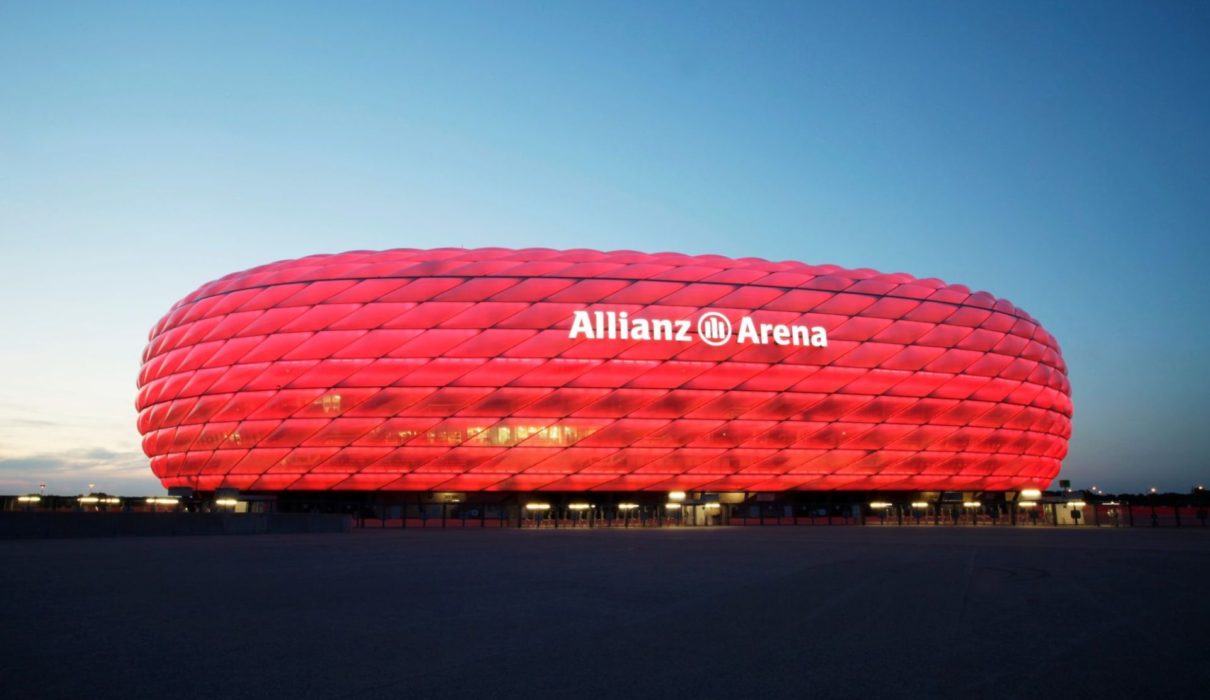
[{"xmin": 1, "ymin": 527, "xmax": 1207, "ymax": 699}]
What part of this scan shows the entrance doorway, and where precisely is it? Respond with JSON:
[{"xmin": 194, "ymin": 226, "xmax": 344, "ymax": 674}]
[{"xmin": 682, "ymin": 503, "xmax": 724, "ymax": 526}]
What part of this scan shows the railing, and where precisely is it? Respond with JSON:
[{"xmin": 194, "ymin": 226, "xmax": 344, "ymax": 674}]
[{"xmin": 350, "ymin": 504, "xmax": 1210, "ymax": 529}]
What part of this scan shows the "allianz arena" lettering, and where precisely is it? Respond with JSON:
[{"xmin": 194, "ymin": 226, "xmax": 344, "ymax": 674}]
[{"xmin": 568, "ymin": 309, "xmax": 829, "ymax": 347}]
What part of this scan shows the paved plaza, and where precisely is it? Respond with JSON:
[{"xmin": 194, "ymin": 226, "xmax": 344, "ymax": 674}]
[{"xmin": 2, "ymin": 526, "xmax": 1208, "ymax": 699}]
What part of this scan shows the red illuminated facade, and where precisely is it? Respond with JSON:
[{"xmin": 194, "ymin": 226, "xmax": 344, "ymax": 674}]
[{"xmin": 136, "ymin": 248, "xmax": 1071, "ymax": 494}]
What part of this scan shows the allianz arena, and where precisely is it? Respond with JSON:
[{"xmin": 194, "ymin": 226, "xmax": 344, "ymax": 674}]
[{"xmin": 136, "ymin": 248, "xmax": 1071, "ymax": 519}]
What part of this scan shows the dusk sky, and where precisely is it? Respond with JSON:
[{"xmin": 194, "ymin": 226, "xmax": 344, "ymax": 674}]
[{"xmin": 2, "ymin": 1, "xmax": 1208, "ymax": 494}]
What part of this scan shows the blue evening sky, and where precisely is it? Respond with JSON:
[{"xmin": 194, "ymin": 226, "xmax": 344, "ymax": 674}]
[{"xmin": 1, "ymin": 1, "xmax": 1207, "ymax": 494}]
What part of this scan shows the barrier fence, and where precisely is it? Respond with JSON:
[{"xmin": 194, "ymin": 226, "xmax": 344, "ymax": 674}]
[
  {"xmin": 7, "ymin": 498, "xmax": 1204, "ymax": 531},
  {"xmin": 352, "ymin": 503, "xmax": 1210, "ymax": 529}
]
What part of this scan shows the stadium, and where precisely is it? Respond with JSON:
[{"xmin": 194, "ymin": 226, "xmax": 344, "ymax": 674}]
[{"xmin": 135, "ymin": 248, "xmax": 1072, "ymax": 524}]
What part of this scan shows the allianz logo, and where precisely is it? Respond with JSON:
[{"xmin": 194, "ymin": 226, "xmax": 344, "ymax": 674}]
[{"xmin": 568, "ymin": 309, "xmax": 828, "ymax": 348}]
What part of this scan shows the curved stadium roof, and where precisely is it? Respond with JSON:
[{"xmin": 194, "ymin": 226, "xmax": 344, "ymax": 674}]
[{"xmin": 136, "ymin": 248, "xmax": 1071, "ymax": 492}]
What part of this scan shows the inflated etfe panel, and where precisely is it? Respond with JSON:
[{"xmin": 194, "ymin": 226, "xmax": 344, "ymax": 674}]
[{"xmin": 136, "ymin": 248, "xmax": 1071, "ymax": 493}]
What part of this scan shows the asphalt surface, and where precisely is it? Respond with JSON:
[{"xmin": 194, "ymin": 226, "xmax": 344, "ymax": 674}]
[{"xmin": 1, "ymin": 526, "xmax": 1208, "ymax": 699}]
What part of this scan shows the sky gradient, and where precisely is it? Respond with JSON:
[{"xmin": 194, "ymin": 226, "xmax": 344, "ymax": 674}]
[{"xmin": 2, "ymin": 1, "xmax": 1208, "ymax": 494}]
